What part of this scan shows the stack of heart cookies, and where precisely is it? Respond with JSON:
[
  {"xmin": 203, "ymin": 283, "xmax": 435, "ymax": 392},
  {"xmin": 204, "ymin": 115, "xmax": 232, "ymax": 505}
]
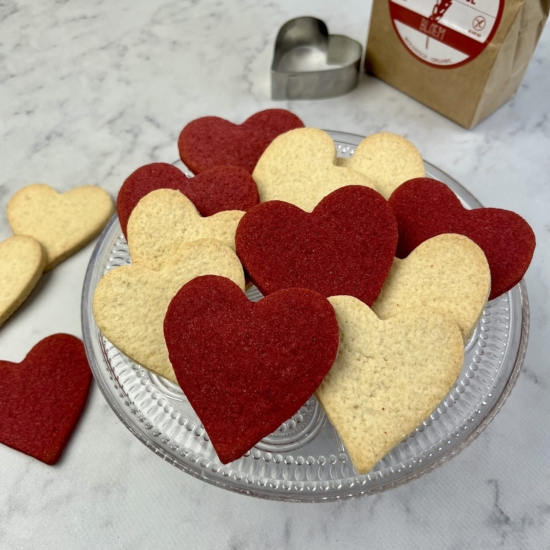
[
  {"xmin": 0, "ymin": 182, "xmax": 114, "ymax": 464},
  {"xmin": 93, "ymin": 109, "xmax": 536, "ymax": 474}
]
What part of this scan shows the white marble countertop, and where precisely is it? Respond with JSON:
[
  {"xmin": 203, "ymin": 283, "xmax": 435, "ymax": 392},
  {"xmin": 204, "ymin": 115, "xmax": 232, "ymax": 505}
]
[{"xmin": 1, "ymin": 1, "xmax": 549, "ymax": 548}]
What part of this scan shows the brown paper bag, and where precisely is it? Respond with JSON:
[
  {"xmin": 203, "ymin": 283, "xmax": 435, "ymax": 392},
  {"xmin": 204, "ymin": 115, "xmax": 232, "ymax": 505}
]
[{"xmin": 365, "ymin": 0, "xmax": 549, "ymax": 128}]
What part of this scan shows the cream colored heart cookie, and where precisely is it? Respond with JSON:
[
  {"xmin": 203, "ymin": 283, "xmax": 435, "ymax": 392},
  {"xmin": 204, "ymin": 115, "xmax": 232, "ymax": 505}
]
[
  {"xmin": 93, "ymin": 239, "xmax": 245, "ymax": 383},
  {"xmin": 316, "ymin": 296, "xmax": 463, "ymax": 475},
  {"xmin": 337, "ymin": 133, "xmax": 425, "ymax": 199},
  {"xmin": 252, "ymin": 128, "xmax": 376, "ymax": 212},
  {"xmin": 7, "ymin": 184, "xmax": 114, "ymax": 271},
  {"xmin": 0, "ymin": 236, "xmax": 46, "ymax": 327},
  {"xmin": 127, "ymin": 189, "xmax": 244, "ymax": 270},
  {"xmin": 372, "ymin": 234, "xmax": 490, "ymax": 341}
]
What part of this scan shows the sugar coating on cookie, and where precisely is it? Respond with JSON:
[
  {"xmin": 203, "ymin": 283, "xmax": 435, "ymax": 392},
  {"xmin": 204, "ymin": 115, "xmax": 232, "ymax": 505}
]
[
  {"xmin": 389, "ymin": 178, "xmax": 536, "ymax": 300},
  {"xmin": 178, "ymin": 109, "xmax": 305, "ymax": 174},
  {"xmin": 7, "ymin": 183, "xmax": 114, "ymax": 271},
  {"xmin": 164, "ymin": 275, "xmax": 339, "ymax": 464},
  {"xmin": 236, "ymin": 185, "xmax": 398, "ymax": 306},
  {"xmin": 316, "ymin": 296, "xmax": 463, "ymax": 475},
  {"xmin": 372, "ymin": 234, "xmax": 490, "ymax": 341},
  {"xmin": 127, "ymin": 188, "xmax": 245, "ymax": 271},
  {"xmin": 117, "ymin": 163, "xmax": 259, "ymax": 238},
  {"xmin": 253, "ymin": 128, "xmax": 377, "ymax": 212},
  {"xmin": 337, "ymin": 132, "xmax": 425, "ymax": 199},
  {"xmin": 0, "ymin": 334, "xmax": 92, "ymax": 465},
  {"xmin": 93, "ymin": 239, "xmax": 245, "ymax": 383},
  {"xmin": 0, "ymin": 235, "xmax": 45, "ymax": 327}
]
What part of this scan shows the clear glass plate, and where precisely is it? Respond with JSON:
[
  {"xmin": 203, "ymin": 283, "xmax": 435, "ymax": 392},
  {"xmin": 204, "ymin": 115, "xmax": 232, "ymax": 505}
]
[{"xmin": 81, "ymin": 130, "xmax": 529, "ymax": 502}]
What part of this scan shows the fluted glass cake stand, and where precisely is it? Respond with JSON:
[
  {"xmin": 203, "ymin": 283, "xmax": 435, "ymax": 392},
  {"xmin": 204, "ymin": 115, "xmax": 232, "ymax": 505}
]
[{"xmin": 81, "ymin": 130, "xmax": 529, "ymax": 502}]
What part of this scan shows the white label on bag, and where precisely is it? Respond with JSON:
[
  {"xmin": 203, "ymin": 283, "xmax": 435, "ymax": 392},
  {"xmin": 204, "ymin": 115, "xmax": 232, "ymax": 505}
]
[{"xmin": 389, "ymin": 0, "xmax": 504, "ymax": 68}]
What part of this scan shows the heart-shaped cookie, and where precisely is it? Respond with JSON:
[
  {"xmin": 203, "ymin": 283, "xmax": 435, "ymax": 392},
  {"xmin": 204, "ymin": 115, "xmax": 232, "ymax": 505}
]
[
  {"xmin": 7, "ymin": 184, "xmax": 114, "ymax": 271},
  {"xmin": 127, "ymin": 188, "xmax": 244, "ymax": 271},
  {"xmin": 117, "ymin": 163, "xmax": 259, "ymax": 238},
  {"xmin": 252, "ymin": 128, "xmax": 376, "ymax": 212},
  {"xmin": 0, "ymin": 334, "xmax": 92, "ymax": 465},
  {"xmin": 388, "ymin": 178, "xmax": 536, "ymax": 300},
  {"xmin": 178, "ymin": 109, "xmax": 304, "ymax": 174},
  {"xmin": 372, "ymin": 234, "xmax": 490, "ymax": 341},
  {"xmin": 236, "ymin": 185, "xmax": 398, "ymax": 305},
  {"xmin": 0, "ymin": 236, "xmax": 46, "ymax": 328},
  {"xmin": 336, "ymin": 132, "xmax": 425, "ymax": 199},
  {"xmin": 316, "ymin": 296, "xmax": 463, "ymax": 475},
  {"xmin": 164, "ymin": 275, "xmax": 339, "ymax": 464},
  {"xmin": 93, "ymin": 239, "xmax": 245, "ymax": 383}
]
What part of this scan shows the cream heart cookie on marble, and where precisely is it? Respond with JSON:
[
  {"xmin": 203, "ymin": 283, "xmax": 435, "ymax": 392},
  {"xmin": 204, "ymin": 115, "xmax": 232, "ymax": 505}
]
[
  {"xmin": 127, "ymin": 189, "xmax": 244, "ymax": 270},
  {"xmin": 252, "ymin": 128, "xmax": 376, "ymax": 212},
  {"xmin": 8, "ymin": 184, "xmax": 114, "ymax": 271},
  {"xmin": 337, "ymin": 133, "xmax": 424, "ymax": 199},
  {"xmin": 372, "ymin": 234, "xmax": 490, "ymax": 341},
  {"xmin": 316, "ymin": 296, "xmax": 463, "ymax": 475},
  {"xmin": 0, "ymin": 236, "xmax": 46, "ymax": 328},
  {"xmin": 93, "ymin": 239, "xmax": 245, "ymax": 383}
]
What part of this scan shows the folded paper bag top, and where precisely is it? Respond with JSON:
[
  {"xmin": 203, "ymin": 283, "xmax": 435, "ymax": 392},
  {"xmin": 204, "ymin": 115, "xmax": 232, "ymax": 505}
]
[{"xmin": 365, "ymin": 0, "xmax": 549, "ymax": 128}]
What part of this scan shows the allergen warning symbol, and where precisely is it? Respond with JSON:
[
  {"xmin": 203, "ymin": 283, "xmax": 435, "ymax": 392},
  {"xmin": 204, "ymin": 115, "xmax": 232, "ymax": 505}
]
[
  {"xmin": 389, "ymin": 0, "xmax": 504, "ymax": 69},
  {"xmin": 472, "ymin": 16, "xmax": 486, "ymax": 31}
]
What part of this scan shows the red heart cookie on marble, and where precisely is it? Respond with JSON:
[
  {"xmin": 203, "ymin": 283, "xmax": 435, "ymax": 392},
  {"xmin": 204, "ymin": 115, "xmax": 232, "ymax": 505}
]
[
  {"xmin": 117, "ymin": 163, "xmax": 259, "ymax": 238},
  {"xmin": 388, "ymin": 178, "xmax": 536, "ymax": 300},
  {"xmin": 178, "ymin": 109, "xmax": 305, "ymax": 174},
  {"xmin": 236, "ymin": 185, "xmax": 398, "ymax": 306},
  {"xmin": 0, "ymin": 334, "xmax": 92, "ymax": 465},
  {"xmin": 163, "ymin": 275, "xmax": 339, "ymax": 464}
]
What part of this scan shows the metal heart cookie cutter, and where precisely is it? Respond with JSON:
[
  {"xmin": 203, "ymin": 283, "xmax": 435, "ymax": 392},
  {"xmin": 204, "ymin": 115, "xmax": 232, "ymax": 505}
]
[{"xmin": 271, "ymin": 16, "xmax": 363, "ymax": 100}]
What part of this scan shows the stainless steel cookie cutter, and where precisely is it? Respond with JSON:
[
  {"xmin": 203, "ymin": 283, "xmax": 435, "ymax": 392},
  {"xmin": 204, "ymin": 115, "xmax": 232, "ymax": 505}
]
[{"xmin": 271, "ymin": 16, "xmax": 363, "ymax": 100}]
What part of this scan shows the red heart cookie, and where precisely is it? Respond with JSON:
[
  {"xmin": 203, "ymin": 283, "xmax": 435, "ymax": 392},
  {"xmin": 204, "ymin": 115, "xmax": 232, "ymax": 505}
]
[
  {"xmin": 117, "ymin": 163, "xmax": 259, "ymax": 238},
  {"xmin": 163, "ymin": 275, "xmax": 339, "ymax": 464},
  {"xmin": 236, "ymin": 185, "xmax": 398, "ymax": 306},
  {"xmin": 388, "ymin": 178, "xmax": 536, "ymax": 300},
  {"xmin": 178, "ymin": 109, "xmax": 305, "ymax": 174},
  {"xmin": 0, "ymin": 334, "xmax": 92, "ymax": 465}
]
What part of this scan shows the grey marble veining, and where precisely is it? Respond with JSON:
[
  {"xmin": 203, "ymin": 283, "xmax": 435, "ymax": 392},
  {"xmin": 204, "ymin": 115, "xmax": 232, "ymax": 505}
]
[{"xmin": 1, "ymin": 1, "xmax": 549, "ymax": 548}]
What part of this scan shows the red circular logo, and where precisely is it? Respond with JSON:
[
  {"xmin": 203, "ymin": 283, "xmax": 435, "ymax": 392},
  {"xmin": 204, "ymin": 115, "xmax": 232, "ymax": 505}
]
[{"xmin": 389, "ymin": 0, "xmax": 504, "ymax": 69}]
